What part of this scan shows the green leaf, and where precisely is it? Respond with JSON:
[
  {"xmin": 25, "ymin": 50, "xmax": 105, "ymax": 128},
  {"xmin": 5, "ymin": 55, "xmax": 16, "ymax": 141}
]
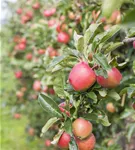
[
  {"xmin": 95, "ymin": 69, "xmax": 108, "ymax": 78},
  {"xmin": 127, "ymin": 123, "xmax": 135, "ymax": 142},
  {"xmin": 93, "ymin": 53, "xmax": 111, "ymax": 70},
  {"xmin": 104, "ymin": 42, "xmax": 123, "ymax": 54},
  {"xmin": 69, "ymin": 137, "xmax": 78, "ymax": 150},
  {"xmin": 83, "ymin": 112, "xmax": 111, "ymax": 126},
  {"xmin": 127, "ymin": 87, "xmax": 135, "ymax": 98},
  {"xmin": 108, "ymin": 90, "xmax": 121, "ymax": 101},
  {"xmin": 102, "ymin": 0, "xmax": 123, "ymax": 18},
  {"xmin": 64, "ymin": 119, "xmax": 72, "ymax": 134},
  {"xmin": 87, "ymin": 92, "xmax": 97, "ymax": 103},
  {"xmin": 40, "ymin": 117, "xmax": 59, "ymax": 137},
  {"xmin": 73, "ymin": 31, "xmax": 84, "ymax": 51},
  {"xmin": 98, "ymin": 115, "xmax": 111, "ymax": 126},
  {"xmin": 120, "ymin": 109, "xmax": 135, "ymax": 119},
  {"xmin": 84, "ymin": 23, "xmax": 101, "ymax": 45},
  {"xmin": 47, "ymin": 55, "xmax": 68, "ymax": 71},
  {"xmin": 98, "ymin": 89, "xmax": 107, "ymax": 97},
  {"xmin": 121, "ymin": 9, "xmax": 135, "ymax": 27},
  {"xmin": 92, "ymin": 25, "xmax": 121, "ymax": 50},
  {"xmin": 38, "ymin": 93, "xmax": 62, "ymax": 118},
  {"xmin": 53, "ymin": 71, "xmax": 66, "ymax": 98}
]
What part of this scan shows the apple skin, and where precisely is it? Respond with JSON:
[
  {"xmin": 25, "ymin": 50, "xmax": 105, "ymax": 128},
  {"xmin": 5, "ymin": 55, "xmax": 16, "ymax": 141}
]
[
  {"xmin": 133, "ymin": 41, "xmax": 135, "ymax": 49},
  {"xmin": 32, "ymin": 3, "xmax": 40, "ymax": 9},
  {"xmin": 72, "ymin": 118, "xmax": 93, "ymax": 139},
  {"xmin": 43, "ymin": 8, "xmax": 56, "ymax": 17},
  {"xmin": 69, "ymin": 61, "xmax": 96, "ymax": 91},
  {"xmin": 18, "ymin": 43, "xmax": 26, "ymax": 50},
  {"xmin": 57, "ymin": 32, "xmax": 70, "ymax": 44},
  {"xmin": 106, "ymin": 102, "xmax": 116, "ymax": 113},
  {"xmin": 15, "ymin": 71, "xmax": 23, "ymax": 79},
  {"xmin": 33, "ymin": 80, "xmax": 41, "ymax": 91},
  {"xmin": 57, "ymin": 132, "xmax": 71, "ymax": 149},
  {"xmin": 75, "ymin": 133, "xmax": 96, "ymax": 150},
  {"xmin": 97, "ymin": 68, "xmax": 122, "ymax": 88},
  {"xmin": 38, "ymin": 49, "xmax": 45, "ymax": 55},
  {"xmin": 14, "ymin": 113, "xmax": 21, "ymax": 119},
  {"xmin": 45, "ymin": 139, "xmax": 51, "ymax": 147},
  {"xmin": 16, "ymin": 8, "xmax": 22, "ymax": 15},
  {"xmin": 26, "ymin": 53, "xmax": 32, "ymax": 61}
]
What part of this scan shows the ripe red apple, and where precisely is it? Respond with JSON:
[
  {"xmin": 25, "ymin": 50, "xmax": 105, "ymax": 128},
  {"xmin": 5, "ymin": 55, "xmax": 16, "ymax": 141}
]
[
  {"xmin": 72, "ymin": 118, "xmax": 92, "ymax": 139},
  {"xmin": 38, "ymin": 49, "xmax": 45, "ymax": 55},
  {"xmin": 32, "ymin": 2, "xmax": 40, "ymax": 9},
  {"xmin": 97, "ymin": 68, "xmax": 122, "ymax": 88},
  {"xmin": 28, "ymin": 128, "xmax": 35, "ymax": 136},
  {"xmin": 69, "ymin": 61, "xmax": 96, "ymax": 91},
  {"xmin": 132, "ymin": 103, "xmax": 135, "ymax": 110},
  {"xmin": 45, "ymin": 139, "xmax": 51, "ymax": 147},
  {"xmin": 20, "ymin": 38, "xmax": 27, "ymax": 44},
  {"xmin": 106, "ymin": 102, "xmax": 116, "ymax": 113},
  {"xmin": 33, "ymin": 80, "xmax": 41, "ymax": 91},
  {"xmin": 133, "ymin": 41, "xmax": 135, "ymax": 49},
  {"xmin": 16, "ymin": 8, "xmax": 22, "ymax": 15},
  {"xmin": 56, "ymin": 24, "xmax": 61, "ymax": 32},
  {"xmin": 16, "ymin": 91, "xmax": 24, "ymax": 98},
  {"xmin": 57, "ymin": 32, "xmax": 70, "ymax": 44},
  {"xmin": 14, "ymin": 113, "xmax": 21, "ymax": 119},
  {"xmin": 49, "ymin": 88, "xmax": 55, "ymax": 95},
  {"xmin": 21, "ymin": 15, "xmax": 30, "ymax": 24},
  {"xmin": 48, "ymin": 19, "xmax": 56, "ymax": 27},
  {"xmin": 60, "ymin": 15, "xmax": 66, "ymax": 21},
  {"xmin": 15, "ymin": 71, "xmax": 23, "ymax": 78},
  {"xmin": 43, "ymin": 8, "xmax": 56, "ymax": 17},
  {"xmin": 25, "ymin": 11, "xmax": 33, "ymax": 19},
  {"xmin": 57, "ymin": 132, "xmax": 70, "ymax": 149},
  {"xmin": 61, "ymin": 23, "xmax": 68, "ymax": 31},
  {"xmin": 26, "ymin": 53, "xmax": 32, "ymax": 61},
  {"xmin": 18, "ymin": 43, "xmax": 26, "ymax": 50},
  {"xmin": 75, "ymin": 133, "xmax": 96, "ymax": 150}
]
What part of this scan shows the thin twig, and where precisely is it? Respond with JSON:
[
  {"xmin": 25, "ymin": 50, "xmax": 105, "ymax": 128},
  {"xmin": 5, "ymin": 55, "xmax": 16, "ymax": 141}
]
[
  {"xmin": 123, "ymin": 37, "xmax": 135, "ymax": 44},
  {"xmin": 121, "ymin": 94, "xmax": 126, "ymax": 107}
]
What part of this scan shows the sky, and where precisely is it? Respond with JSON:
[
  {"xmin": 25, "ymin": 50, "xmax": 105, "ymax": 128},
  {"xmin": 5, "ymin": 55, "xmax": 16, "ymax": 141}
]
[{"xmin": 1, "ymin": 0, "xmax": 17, "ymax": 24}]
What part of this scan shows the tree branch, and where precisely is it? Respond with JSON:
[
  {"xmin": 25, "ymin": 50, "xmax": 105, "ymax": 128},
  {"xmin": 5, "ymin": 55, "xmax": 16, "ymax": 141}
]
[{"xmin": 123, "ymin": 37, "xmax": 135, "ymax": 44}]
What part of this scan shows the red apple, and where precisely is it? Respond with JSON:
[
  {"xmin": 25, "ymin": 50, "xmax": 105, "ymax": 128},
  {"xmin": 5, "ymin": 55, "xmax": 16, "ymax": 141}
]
[
  {"xmin": 38, "ymin": 49, "xmax": 45, "ymax": 55},
  {"xmin": 56, "ymin": 24, "xmax": 61, "ymax": 32},
  {"xmin": 15, "ymin": 71, "xmax": 23, "ymax": 78},
  {"xmin": 49, "ymin": 88, "xmax": 55, "ymax": 95},
  {"xmin": 33, "ymin": 80, "xmax": 41, "ymax": 91},
  {"xmin": 26, "ymin": 53, "xmax": 32, "ymax": 61},
  {"xmin": 14, "ymin": 113, "xmax": 21, "ymax": 119},
  {"xmin": 18, "ymin": 43, "xmax": 26, "ymax": 50},
  {"xmin": 69, "ymin": 61, "xmax": 96, "ymax": 91},
  {"xmin": 97, "ymin": 68, "xmax": 122, "ymax": 88},
  {"xmin": 75, "ymin": 133, "xmax": 96, "ymax": 150},
  {"xmin": 20, "ymin": 38, "xmax": 27, "ymax": 44},
  {"xmin": 57, "ymin": 32, "xmax": 70, "ymax": 44},
  {"xmin": 133, "ymin": 41, "xmax": 135, "ymax": 49},
  {"xmin": 45, "ymin": 139, "xmax": 51, "ymax": 147},
  {"xmin": 16, "ymin": 8, "xmax": 22, "ymax": 15},
  {"xmin": 68, "ymin": 11, "xmax": 75, "ymax": 20},
  {"xmin": 43, "ymin": 8, "xmax": 56, "ymax": 17},
  {"xmin": 28, "ymin": 128, "xmax": 35, "ymax": 136},
  {"xmin": 72, "ymin": 118, "xmax": 92, "ymax": 139},
  {"xmin": 106, "ymin": 102, "xmax": 116, "ymax": 113},
  {"xmin": 48, "ymin": 19, "xmax": 56, "ymax": 27},
  {"xmin": 32, "ymin": 2, "xmax": 40, "ymax": 9},
  {"xmin": 60, "ymin": 15, "xmax": 66, "ymax": 21},
  {"xmin": 25, "ymin": 11, "xmax": 33, "ymax": 19},
  {"xmin": 42, "ymin": 86, "xmax": 48, "ymax": 93},
  {"xmin": 58, "ymin": 132, "xmax": 70, "ymax": 149}
]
